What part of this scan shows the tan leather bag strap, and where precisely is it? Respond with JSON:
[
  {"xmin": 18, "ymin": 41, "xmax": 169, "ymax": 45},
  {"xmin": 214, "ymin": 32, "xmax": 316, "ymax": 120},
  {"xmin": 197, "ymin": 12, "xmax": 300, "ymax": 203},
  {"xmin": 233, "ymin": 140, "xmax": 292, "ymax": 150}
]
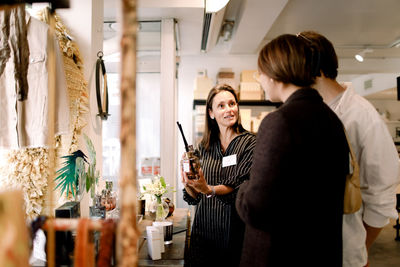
[{"xmin": 343, "ymin": 128, "xmax": 360, "ymax": 186}]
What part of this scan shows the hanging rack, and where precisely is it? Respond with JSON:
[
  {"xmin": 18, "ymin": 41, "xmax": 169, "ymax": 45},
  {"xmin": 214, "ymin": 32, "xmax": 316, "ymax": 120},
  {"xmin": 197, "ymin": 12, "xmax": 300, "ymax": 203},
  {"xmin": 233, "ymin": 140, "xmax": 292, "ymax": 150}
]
[
  {"xmin": 1, "ymin": 0, "xmax": 69, "ymax": 9},
  {"xmin": 43, "ymin": 218, "xmax": 103, "ymax": 231}
]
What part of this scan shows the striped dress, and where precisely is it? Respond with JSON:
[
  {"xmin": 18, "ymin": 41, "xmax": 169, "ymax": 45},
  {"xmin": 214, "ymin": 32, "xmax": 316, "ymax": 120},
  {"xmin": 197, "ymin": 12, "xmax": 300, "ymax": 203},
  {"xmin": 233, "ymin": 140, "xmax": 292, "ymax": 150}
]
[{"xmin": 183, "ymin": 131, "xmax": 256, "ymax": 267}]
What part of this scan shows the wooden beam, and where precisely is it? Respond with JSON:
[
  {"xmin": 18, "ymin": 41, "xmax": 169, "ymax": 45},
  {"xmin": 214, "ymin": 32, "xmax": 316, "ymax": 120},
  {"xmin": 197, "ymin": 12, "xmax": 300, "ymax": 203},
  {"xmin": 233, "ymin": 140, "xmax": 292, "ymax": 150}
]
[{"xmin": 118, "ymin": 0, "xmax": 139, "ymax": 266}]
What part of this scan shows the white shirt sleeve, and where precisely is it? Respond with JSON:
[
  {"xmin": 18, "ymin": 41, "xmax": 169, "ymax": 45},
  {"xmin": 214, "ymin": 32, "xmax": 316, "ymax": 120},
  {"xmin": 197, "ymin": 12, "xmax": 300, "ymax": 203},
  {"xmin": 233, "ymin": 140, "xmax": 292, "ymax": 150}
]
[{"xmin": 358, "ymin": 120, "xmax": 399, "ymax": 228}]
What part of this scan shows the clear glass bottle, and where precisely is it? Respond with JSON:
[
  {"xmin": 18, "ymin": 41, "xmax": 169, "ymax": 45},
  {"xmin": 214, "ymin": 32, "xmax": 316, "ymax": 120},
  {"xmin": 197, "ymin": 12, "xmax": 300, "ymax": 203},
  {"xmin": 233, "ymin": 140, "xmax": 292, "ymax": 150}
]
[
  {"xmin": 182, "ymin": 145, "xmax": 201, "ymax": 179},
  {"xmin": 89, "ymin": 194, "xmax": 106, "ymax": 219}
]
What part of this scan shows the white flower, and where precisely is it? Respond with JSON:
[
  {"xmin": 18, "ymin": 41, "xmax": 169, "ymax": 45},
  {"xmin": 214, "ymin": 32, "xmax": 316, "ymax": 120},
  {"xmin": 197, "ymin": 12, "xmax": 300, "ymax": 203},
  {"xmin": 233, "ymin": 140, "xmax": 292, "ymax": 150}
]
[{"xmin": 142, "ymin": 175, "xmax": 174, "ymax": 198}]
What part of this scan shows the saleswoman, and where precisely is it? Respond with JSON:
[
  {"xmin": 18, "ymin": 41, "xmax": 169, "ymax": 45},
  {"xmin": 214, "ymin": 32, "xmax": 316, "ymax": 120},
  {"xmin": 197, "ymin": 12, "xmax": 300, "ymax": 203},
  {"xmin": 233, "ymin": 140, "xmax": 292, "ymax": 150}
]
[{"xmin": 182, "ymin": 84, "xmax": 256, "ymax": 267}]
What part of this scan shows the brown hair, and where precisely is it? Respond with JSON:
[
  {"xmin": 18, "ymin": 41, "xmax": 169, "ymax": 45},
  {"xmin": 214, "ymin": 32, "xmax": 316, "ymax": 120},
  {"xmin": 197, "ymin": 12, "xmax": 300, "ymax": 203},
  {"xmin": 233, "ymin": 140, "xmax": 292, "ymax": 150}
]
[
  {"xmin": 257, "ymin": 34, "xmax": 318, "ymax": 87},
  {"xmin": 298, "ymin": 31, "xmax": 338, "ymax": 79},
  {"xmin": 201, "ymin": 84, "xmax": 245, "ymax": 151}
]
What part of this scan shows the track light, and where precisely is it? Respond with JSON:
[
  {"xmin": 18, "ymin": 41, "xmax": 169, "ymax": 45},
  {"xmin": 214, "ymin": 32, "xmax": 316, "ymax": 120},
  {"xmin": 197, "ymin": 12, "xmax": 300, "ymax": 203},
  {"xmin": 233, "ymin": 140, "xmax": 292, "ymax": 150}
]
[{"xmin": 355, "ymin": 48, "xmax": 373, "ymax": 62}]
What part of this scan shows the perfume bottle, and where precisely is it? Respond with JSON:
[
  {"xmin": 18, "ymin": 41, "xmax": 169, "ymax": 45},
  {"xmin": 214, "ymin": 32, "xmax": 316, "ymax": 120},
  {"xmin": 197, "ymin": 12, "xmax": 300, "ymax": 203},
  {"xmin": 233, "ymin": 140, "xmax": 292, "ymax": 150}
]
[{"xmin": 101, "ymin": 181, "xmax": 117, "ymax": 211}]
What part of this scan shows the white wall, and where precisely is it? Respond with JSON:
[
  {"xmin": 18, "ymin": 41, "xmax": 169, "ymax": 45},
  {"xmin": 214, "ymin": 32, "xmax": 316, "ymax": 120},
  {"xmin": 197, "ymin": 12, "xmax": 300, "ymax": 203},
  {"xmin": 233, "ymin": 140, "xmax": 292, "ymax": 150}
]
[
  {"xmin": 368, "ymin": 99, "xmax": 400, "ymax": 140},
  {"xmin": 58, "ymin": 0, "xmax": 104, "ymax": 217}
]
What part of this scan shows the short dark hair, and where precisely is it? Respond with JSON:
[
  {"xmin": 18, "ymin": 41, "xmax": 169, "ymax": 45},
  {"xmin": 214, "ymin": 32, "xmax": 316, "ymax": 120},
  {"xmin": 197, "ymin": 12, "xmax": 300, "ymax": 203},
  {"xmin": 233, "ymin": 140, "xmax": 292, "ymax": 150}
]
[
  {"xmin": 298, "ymin": 31, "xmax": 338, "ymax": 79},
  {"xmin": 257, "ymin": 34, "xmax": 318, "ymax": 87},
  {"xmin": 201, "ymin": 84, "xmax": 245, "ymax": 151}
]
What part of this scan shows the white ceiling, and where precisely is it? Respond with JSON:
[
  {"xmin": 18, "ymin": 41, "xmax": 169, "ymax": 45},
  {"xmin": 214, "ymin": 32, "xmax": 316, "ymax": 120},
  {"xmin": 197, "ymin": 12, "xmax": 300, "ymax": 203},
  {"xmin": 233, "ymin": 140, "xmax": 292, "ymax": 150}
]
[{"xmin": 104, "ymin": 0, "xmax": 400, "ymax": 98}]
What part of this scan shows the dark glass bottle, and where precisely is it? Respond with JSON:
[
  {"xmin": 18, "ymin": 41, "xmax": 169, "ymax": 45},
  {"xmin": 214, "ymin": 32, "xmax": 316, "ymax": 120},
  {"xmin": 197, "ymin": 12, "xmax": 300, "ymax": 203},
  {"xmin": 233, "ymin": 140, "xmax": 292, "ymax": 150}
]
[{"xmin": 182, "ymin": 145, "xmax": 201, "ymax": 179}]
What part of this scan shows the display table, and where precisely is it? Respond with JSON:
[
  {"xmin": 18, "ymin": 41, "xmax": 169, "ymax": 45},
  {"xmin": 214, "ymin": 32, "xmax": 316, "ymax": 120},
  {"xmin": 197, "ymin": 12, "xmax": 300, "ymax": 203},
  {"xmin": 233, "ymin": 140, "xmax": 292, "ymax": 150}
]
[{"xmin": 138, "ymin": 208, "xmax": 190, "ymax": 267}]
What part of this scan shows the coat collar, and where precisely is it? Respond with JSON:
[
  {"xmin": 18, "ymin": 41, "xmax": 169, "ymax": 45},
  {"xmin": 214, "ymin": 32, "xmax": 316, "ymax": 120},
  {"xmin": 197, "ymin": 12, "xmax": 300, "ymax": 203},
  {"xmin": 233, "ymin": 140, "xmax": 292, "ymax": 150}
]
[{"xmin": 283, "ymin": 87, "xmax": 322, "ymax": 106}]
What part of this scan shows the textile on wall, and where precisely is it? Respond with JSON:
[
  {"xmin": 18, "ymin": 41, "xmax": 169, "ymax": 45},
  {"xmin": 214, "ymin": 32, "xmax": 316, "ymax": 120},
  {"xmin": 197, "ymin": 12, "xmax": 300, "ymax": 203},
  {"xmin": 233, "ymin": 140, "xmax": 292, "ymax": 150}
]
[
  {"xmin": 0, "ymin": 147, "xmax": 49, "ymax": 219},
  {"xmin": 0, "ymin": 10, "xmax": 71, "ymax": 218},
  {"xmin": 37, "ymin": 9, "xmax": 89, "ymax": 153}
]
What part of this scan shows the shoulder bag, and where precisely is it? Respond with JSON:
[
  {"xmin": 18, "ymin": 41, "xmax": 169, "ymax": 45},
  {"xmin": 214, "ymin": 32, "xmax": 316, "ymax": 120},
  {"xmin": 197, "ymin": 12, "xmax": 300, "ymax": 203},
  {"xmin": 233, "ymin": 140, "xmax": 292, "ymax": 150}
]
[{"xmin": 343, "ymin": 129, "xmax": 362, "ymax": 214}]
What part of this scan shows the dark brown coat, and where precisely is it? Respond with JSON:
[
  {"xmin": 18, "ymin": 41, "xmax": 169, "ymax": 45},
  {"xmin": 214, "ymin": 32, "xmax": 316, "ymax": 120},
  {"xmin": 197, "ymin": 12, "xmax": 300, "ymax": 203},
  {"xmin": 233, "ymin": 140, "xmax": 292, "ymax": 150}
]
[{"xmin": 236, "ymin": 88, "xmax": 348, "ymax": 267}]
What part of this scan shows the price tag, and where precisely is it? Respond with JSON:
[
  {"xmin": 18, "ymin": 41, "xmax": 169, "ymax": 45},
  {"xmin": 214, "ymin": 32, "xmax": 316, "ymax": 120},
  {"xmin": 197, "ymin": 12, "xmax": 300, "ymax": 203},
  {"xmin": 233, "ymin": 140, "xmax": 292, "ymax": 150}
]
[{"xmin": 183, "ymin": 162, "xmax": 190, "ymax": 172}]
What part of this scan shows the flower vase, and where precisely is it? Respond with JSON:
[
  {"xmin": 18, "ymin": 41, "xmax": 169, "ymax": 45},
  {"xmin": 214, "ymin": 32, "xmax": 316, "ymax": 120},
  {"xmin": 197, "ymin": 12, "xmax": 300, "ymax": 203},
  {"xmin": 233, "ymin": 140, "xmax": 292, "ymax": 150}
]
[{"xmin": 151, "ymin": 196, "xmax": 169, "ymax": 221}]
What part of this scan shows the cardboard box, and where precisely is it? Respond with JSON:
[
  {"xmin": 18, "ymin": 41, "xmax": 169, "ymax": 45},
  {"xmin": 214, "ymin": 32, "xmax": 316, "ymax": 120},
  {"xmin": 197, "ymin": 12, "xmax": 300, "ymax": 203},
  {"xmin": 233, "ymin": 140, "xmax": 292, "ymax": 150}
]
[
  {"xmin": 241, "ymin": 70, "xmax": 258, "ymax": 83},
  {"xmin": 239, "ymin": 82, "xmax": 263, "ymax": 100},
  {"xmin": 194, "ymin": 76, "xmax": 213, "ymax": 99},
  {"xmin": 240, "ymin": 109, "xmax": 252, "ymax": 131},
  {"xmin": 217, "ymin": 72, "xmax": 234, "ymax": 79}
]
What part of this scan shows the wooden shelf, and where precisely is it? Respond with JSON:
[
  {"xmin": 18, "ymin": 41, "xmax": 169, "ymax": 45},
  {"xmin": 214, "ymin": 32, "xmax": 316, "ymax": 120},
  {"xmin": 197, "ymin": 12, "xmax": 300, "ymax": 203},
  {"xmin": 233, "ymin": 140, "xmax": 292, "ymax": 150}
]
[{"xmin": 193, "ymin": 99, "xmax": 281, "ymax": 109}]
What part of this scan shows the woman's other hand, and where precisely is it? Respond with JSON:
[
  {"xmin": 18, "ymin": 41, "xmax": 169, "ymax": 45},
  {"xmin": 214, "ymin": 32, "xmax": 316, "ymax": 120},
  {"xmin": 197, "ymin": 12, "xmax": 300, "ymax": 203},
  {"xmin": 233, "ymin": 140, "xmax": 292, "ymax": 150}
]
[
  {"xmin": 181, "ymin": 162, "xmax": 199, "ymax": 198},
  {"xmin": 186, "ymin": 169, "xmax": 212, "ymax": 195}
]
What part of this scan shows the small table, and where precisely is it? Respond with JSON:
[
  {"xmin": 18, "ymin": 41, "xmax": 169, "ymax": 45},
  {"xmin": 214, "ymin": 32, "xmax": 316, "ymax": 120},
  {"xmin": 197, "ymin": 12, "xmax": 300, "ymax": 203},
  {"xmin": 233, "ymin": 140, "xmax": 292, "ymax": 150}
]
[{"xmin": 138, "ymin": 208, "xmax": 190, "ymax": 267}]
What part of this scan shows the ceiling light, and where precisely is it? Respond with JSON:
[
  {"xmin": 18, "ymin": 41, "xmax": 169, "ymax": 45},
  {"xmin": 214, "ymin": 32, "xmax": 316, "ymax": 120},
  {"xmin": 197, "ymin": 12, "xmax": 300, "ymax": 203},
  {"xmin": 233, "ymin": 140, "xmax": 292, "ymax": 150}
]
[
  {"xmin": 206, "ymin": 0, "xmax": 230, "ymax": 13},
  {"xmin": 355, "ymin": 54, "xmax": 364, "ymax": 62},
  {"xmin": 355, "ymin": 48, "xmax": 373, "ymax": 62}
]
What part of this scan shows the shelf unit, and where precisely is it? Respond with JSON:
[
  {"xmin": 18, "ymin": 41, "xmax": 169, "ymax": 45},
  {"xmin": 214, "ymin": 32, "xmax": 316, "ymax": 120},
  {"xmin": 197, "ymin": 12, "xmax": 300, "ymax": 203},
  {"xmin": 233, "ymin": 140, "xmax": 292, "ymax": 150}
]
[{"xmin": 192, "ymin": 99, "xmax": 281, "ymax": 109}]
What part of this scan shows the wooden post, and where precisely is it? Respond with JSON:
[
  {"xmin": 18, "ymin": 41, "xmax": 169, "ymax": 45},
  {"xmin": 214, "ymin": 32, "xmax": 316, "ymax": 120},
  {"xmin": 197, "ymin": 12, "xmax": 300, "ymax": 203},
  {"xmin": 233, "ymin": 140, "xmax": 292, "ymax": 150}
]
[
  {"xmin": 46, "ymin": 9, "xmax": 57, "ymax": 267},
  {"xmin": 117, "ymin": 0, "xmax": 139, "ymax": 266}
]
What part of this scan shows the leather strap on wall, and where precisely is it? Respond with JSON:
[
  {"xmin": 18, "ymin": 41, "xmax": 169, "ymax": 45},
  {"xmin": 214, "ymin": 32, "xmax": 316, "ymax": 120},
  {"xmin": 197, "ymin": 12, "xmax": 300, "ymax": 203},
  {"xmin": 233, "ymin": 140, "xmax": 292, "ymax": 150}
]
[{"xmin": 95, "ymin": 51, "xmax": 110, "ymax": 120}]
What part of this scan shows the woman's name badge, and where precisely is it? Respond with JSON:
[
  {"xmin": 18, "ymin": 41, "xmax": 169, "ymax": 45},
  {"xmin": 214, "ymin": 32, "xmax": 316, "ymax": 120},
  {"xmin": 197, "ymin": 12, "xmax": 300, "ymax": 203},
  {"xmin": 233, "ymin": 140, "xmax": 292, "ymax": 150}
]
[{"xmin": 222, "ymin": 154, "xmax": 237, "ymax": 168}]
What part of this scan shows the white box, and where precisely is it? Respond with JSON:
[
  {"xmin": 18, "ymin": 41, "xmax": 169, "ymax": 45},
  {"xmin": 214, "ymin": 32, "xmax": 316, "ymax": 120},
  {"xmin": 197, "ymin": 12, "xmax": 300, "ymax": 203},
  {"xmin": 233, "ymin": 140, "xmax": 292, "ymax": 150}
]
[{"xmin": 146, "ymin": 226, "xmax": 162, "ymax": 260}]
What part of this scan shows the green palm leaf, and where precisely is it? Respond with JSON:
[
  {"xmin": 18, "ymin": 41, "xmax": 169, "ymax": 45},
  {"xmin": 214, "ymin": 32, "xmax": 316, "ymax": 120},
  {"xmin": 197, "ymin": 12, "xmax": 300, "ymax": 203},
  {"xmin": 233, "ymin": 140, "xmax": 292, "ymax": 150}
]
[
  {"xmin": 55, "ymin": 150, "xmax": 87, "ymax": 197},
  {"xmin": 84, "ymin": 133, "xmax": 96, "ymax": 166}
]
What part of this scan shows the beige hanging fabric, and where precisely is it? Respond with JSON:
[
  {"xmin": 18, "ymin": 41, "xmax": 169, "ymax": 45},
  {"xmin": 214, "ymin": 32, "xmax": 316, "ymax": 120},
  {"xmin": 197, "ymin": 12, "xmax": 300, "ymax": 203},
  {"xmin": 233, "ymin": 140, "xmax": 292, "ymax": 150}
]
[
  {"xmin": 0, "ymin": 147, "xmax": 49, "ymax": 219},
  {"xmin": 343, "ymin": 129, "xmax": 362, "ymax": 214},
  {"xmin": 0, "ymin": 14, "xmax": 69, "ymax": 218},
  {"xmin": 74, "ymin": 219, "xmax": 95, "ymax": 267},
  {"xmin": 37, "ymin": 9, "xmax": 89, "ymax": 153},
  {"xmin": 0, "ymin": 4, "xmax": 29, "ymax": 101}
]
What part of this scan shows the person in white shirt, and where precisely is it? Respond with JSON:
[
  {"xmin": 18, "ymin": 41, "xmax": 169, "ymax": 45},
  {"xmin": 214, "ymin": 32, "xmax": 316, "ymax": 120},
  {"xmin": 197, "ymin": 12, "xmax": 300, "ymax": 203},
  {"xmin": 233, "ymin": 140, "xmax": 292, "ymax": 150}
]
[{"xmin": 299, "ymin": 30, "xmax": 400, "ymax": 267}]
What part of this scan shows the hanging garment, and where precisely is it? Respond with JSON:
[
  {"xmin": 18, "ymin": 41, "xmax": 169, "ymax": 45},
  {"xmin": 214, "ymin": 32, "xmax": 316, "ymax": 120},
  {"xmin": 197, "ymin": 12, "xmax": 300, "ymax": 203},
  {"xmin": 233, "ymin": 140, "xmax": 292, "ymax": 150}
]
[
  {"xmin": 0, "ymin": 14, "xmax": 69, "ymax": 149},
  {"xmin": 74, "ymin": 219, "xmax": 95, "ymax": 267},
  {"xmin": 37, "ymin": 10, "xmax": 89, "ymax": 153},
  {"xmin": 0, "ymin": 5, "xmax": 29, "ymax": 101},
  {"xmin": 97, "ymin": 219, "xmax": 116, "ymax": 267}
]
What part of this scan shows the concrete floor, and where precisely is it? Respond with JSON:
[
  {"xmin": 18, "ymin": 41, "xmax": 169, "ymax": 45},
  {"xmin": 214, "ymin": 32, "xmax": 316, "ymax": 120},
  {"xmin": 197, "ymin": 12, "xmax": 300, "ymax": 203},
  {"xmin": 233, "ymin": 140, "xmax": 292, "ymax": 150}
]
[{"xmin": 368, "ymin": 219, "xmax": 400, "ymax": 266}]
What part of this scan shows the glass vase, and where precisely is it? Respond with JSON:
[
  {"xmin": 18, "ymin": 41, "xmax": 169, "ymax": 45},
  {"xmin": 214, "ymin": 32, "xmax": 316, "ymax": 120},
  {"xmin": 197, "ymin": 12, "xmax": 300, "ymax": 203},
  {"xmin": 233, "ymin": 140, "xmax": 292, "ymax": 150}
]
[
  {"xmin": 74, "ymin": 174, "xmax": 85, "ymax": 202},
  {"xmin": 151, "ymin": 196, "xmax": 169, "ymax": 221}
]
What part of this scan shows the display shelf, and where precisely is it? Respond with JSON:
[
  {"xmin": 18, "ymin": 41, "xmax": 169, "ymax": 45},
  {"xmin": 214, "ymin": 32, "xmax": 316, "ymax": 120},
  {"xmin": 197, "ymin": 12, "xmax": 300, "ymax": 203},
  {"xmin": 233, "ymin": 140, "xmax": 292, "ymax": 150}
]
[{"xmin": 193, "ymin": 99, "xmax": 281, "ymax": 109}]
